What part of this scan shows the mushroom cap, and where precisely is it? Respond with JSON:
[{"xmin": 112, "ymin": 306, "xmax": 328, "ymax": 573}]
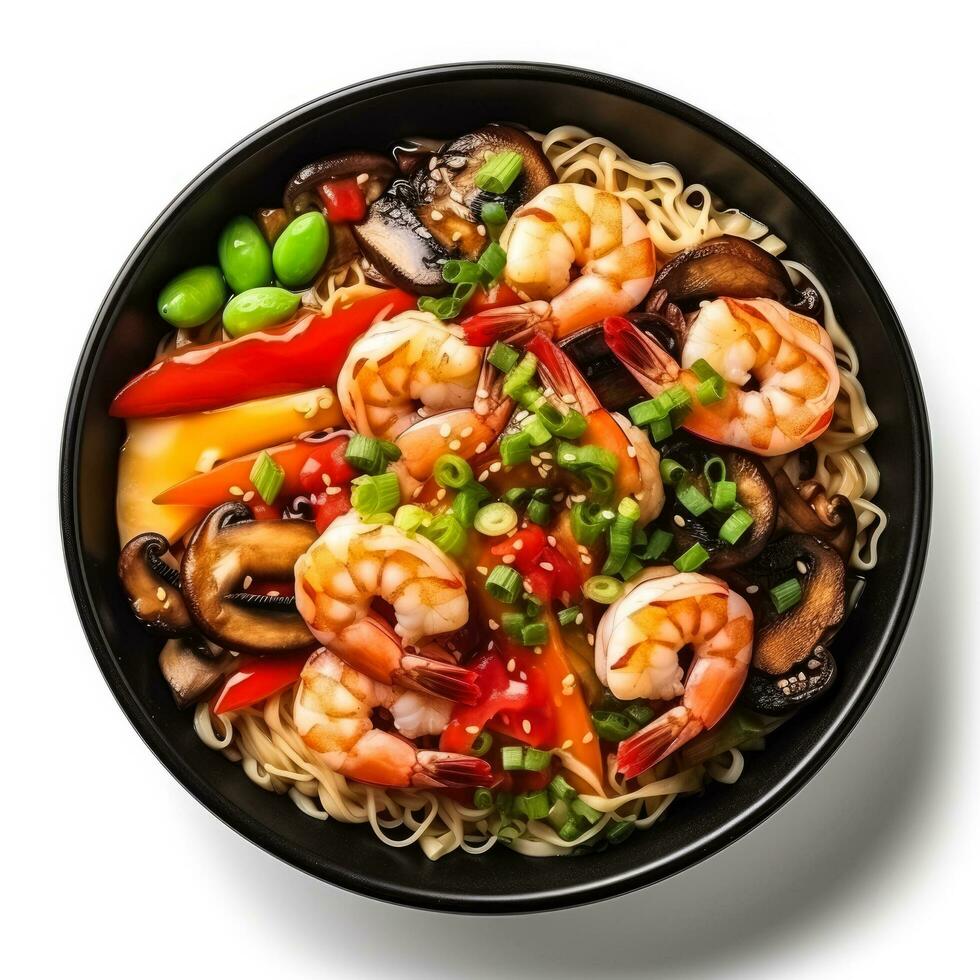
[{"xmin": 118, "ymin": 532, "xmax": 193, "ymax": 635}]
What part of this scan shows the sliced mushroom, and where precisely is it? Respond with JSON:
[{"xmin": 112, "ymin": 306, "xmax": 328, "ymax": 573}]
[
  {"xmin": 659, "ymin": 437, "xmax": 778, "ymax": 569},
  {"xmin": 731, "ymin": 533, "xmax": 847, "ymax": 713},
  {"xmin": 775, "ymin": 471, "xmax": 857, "ymax": 560},
  {"xmin": 283, "ymin": 151, "xmax": 396, "ymax": 218},
  {"xmin": 254, "ymin": 207, "xmax": 289, "ymax": 246},
  {"xmin": 354, "ymin": 126, "xmax": 556, "ymax": 294},
  {"xmin": 118, "ymin": 532, "xmax": 192, "ymax": 635},
  {"xmin": 159, "ymin": 638, "xmax": 232, "ymax": 708},
  {"xmin": 180, "ymin": 503, "xmax": 318, "ymax": 656},
  {"xmin": 559, "ymin": 311, "xmax": 682, "ymax": 412},
  {"xmin": 653, "ymin": 235, "xmax": 821, "ymax": 317}
]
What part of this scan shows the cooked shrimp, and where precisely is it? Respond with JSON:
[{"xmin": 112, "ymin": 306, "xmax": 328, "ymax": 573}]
[
  {"xmin": 604, "ymin": 297, "xmax": 840, "ymax": 456},
  {"xmin": 330, "ymin": 613, "xmax": 479, "ymax": 704},
  {"xmin": 295, "ymin": 512, "xmax": 468, "ymax": 647},
  {"xmin": 337, "ymin": 310, "xmax": 487, "ymax": 441},
  {"xmin": 392, "ymin": 359, "xmax": 513, "ymax": 489},
  {"xmin": 294, "ymin": 650, "xmax": 491, "ymax": 788},
  {"xmin": 527, "ymin": 332, "xmax": 664, "ymax": 523},
  {"xmin": 594, "ymin": 567, "xmax": 753, "ymax": 778},
  {"xmin": 463, "ymin": 184, "xmax": 655, "ymax": 344}
]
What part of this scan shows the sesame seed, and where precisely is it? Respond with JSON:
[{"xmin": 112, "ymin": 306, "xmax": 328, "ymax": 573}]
[
  {"xmin": 533, "ymin": 647, "xmax": 542, "ymax": 655},
  {"xmin": 242, "ymin": 491, "xmax": 255, "ymax": 503},
  {"xmin": 436, "ymin": 488, "xmax": 446, "ymax": 501},
  {"xmin": 475, "ymin": 441, "xmax": 487, "ymax": 454},
  {"xmin": 513, "ymin": 540, "xmax": 524, "ymax": 551},
  {"xmin": 746, "ymin": 584, "xmax": 759, "ymax": 594},
  {"xmin": 229, "ymin": 485, "xmax": 244, "ymax": 496},
  {"xmin": 539, "ymin": 561, "xmax": 555, "ymax": 572},
  {"xmin": 412, "ymin": 486, "xmax": 423, "ymax": 498},
  {"xmin": 428, "ymin": 157, "xmax": 438, "ymax": 171},
  {"xmin": 477, "ymin": 224, "xmax": 486, "ymax": 236},
  {"xmin": 449, "ymin": 439, "xmax": 462, "ymax": 451},
  {"xmin": 538, "ymin": 467, "xmax": 549, "ymax": 478},
  {"xmin": 478, "ymin": 470, "xmax": 489, "ymax": 482},
  {"xmin": 587, "ymin": 633, "xmax": 595, "ymax": 645},
  {"xmin": 156, "ymin": 586, "xmax": 167, "ymax": 601},
  {"xmin": 673, "ymin": 514, "xmax": 686, "ymax": 527},
  {"xmin": 452, "ymin": 231, "xmax": 463, "ymax": 242},
  {"xmin": 547, "ymin": 536, "xmax": 557, "ymax": 546},
  {"xmin": 562, "ymin": 393, "xmax": 576, "ymax": 404},
  {"xmin": 519, "ymin": 671, "xmax": 527, "ymax": 681},
  {"xmin": 322, "ymin": 473, "xmax": 332, "ymax": 486},
  {"xmin": 439, "ymin": 423, "xmax": 451, "ymax": 438},
  {"xmin": 488, "ymin": 619, "xmax": 499, "ymax": 631},
  {"xmin": 502, "ymin": 554, "xmax": 516, "ymax": 564},
  {"xmin": 431, "ymin": 209, "xmax": 444, "ymax": 220},
  {"xmin": 570, "ymin": 493, "xmax": 586, "ymax": 503},
  {"xmin": 583, "ymin": 732, "xmax": 594, "ymax": 744},
  {"xmin": 465, "ymin": 725, "xmax": 481, "ymax": 735},
  {"xmin": 514, "ymin": 410, "xmax": 529, "ymax": 423},
  {"xmin": 506, "ymin": 658, "xmax": 516, "ymax": 672},
  {"xmin": 460, "ymin": 426, "xmax": 474, "ymax": 438},
  {"xmin": 539, "ymin": 452, "xmax": 553, "ymax": 461},
  {"xmin": 476, "ymin": 389, "xmax": 489, "ymax": 400},
  {"xmin": 562, "ymin": 739, "xmax": 573, "ymax": 750},
  {"xmin": 530, "ymin": 455, "xmax": 541, "ymax": 467},
  {"xmin": 268, "ymin": 591, "xmax": 280, "ymax": 598},
  {"xmin": 356, "ymin": 172, "xmax": 370, "ymax": 185},
  {"xmin": 627, "ymin": 446, "xmax": 637, "ymax": 458},
  {"xmin": 243, "ymin": 576, "xmax": 253, "ymax": 589},
  {"xmin": 450, "ymin": 190, "xmax": 464, "ymax": 203},
  {"xmin": 581, "ymin": 556, "xmax": 592, "ymax": 565},
  {"xmin": 326, "ymin": 486, "xmax": 341, "ymax": 495},
  {"xmin": 476, "ymin": 566, "xmax": 488, "ymax": 576},
  {"xmin": 523, "ymin": 580, "xmax": 533, "ymax": 593},
  {"xmin": 575, "ymin": 613, "xmax": 584, "ymax": 625},
  {"xmin": 577, "ymin": 544, "xmax": 588, "ymax": 554},
  {"xmin": 562, "ymin": 673, "xmax": 575, "ymax": 687},
  {"xmin": 796, "ymin": 560, "xmax": 808, "ymax": 575},
  {"xmin": 542, "ymin": 387, "xmax": 554, "ymax": 397},
  {"xmin": 489, "ymin": 461, "xmax": 502, "ymax": 473},
  {"xmin": 522, "ymin": 719, "xmax": 532, "ymax": 734}
]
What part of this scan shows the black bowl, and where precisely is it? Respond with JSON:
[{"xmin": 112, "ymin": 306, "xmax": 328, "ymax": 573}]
[{"xmin": 60, "ymin": 62, "xmax": 931, "ymax": 913}]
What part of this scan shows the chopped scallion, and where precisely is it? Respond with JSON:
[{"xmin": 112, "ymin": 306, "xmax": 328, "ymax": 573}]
[
  {"xmin": 526, "ymin": 498, "xmax": 551, "ymax": 525},
  {"xmin": 676, "ymin": 478, "xmax": 712, "ymax": 516},
  {"xmin": 471, "ymin": 732, "xmax": 493, "ymax": 758},
  {"xmin": 442, "ymin": 259, "xmax": 483, "ymax": 284},
  {"xmin": 522, "ymin": 748, "xmax": 552, "ymax": 772},
  {"xmin": 570, "ymin": 797, "xmax": 603, "ymax": 825},
  {"xmin": 473, "ymin": 787, "xmax": 493, "ymax": 808},
  {"xmin": 452, "ymin": 485, "xmax": 487, "ymax": 528},
  {"xmin": 516, "ymin": 790, "xmax": 550, "ymax": 821},
  {"xmin": 590, "ymin": 710, "xmax": 636, "ymax": 742},
  {"xmin": 344, "ymin": 434, "xmax": 388, "ymax": 475},
  {"xmin": 434, "ymin": 453, "xmax": 474, "ymax": 489},
  {"xmin": 557, "ymin": 605, "xmax": 581, "ymax": 627},
  {"xmin": 642, "ymin": 528, "xmax": 674, "ymax": 560},
  {"xmin": 520, "ymin": 620, "xmax": 548, "ymax": 646},
  {"xmin": 394, "ymin": 504, "xmax": 430, "ymax": 534},
  {"xmin": 351, "ymin": 472, "xmax": 401, "ymax": 515},
  {"xmin": 770, "ymin": 577, "xmax": 803, "ymax": 614},
  {"xmin": 673, "ymin": 542, "xmax": 710, "ymax": 572},
  {"xmin": 629, "ymin": 397, "xmax": 669, "ymax": 427},
  {"xmin": 474, "ymin": 502, "xmax": 518, "ymax": 537},
  {"xmin": 548, "ymin": 774, "xmax": 577, "ymax": 802},
  {"xmin": 719, "ymin": 507, "xmax": 754, "ymax": 545},
  {"xmin": 486, "ymin": 564, "xmax": 522, "ymax": 604},
  {"xmin": 583, "ymin": 575, "xmax": 624, "ymax": 604},
  {"xmin": 477, "ymin": 242, "xmax": 507, "ymax": 283},
  {"xmin": 249, "ymin": 451, "xmax": 285, "ymax": 505},
  {"xmin": 474, "ymin": 150, "xmax": 524, "ymax": 194},
  {"xmin": 419, "ymin": 513, "xmax": 466, "ymax": 555},
  {"xmin": 659, "ymin": 458, "xmax": 687, "ymax": 486},
  {"xmin": 501, "ymin": 746, "xmax": 525, "ymax": 771},
  {"xmin": 500, "ymin": 431, "xmax": 534, "ymax": 466},
  {"xmin": 711, "ymin": 479, "xmax": 738, "ymax": 511},
  {"xmin": 488, "ymin": 341, "xmax": 519, "ymax": 373}
]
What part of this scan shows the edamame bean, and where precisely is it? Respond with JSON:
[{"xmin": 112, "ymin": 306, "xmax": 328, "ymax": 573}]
[
  {"xmin": 222, "ymin": 287, "xmax": 301, "ymax": 337},
  {"xmin": 272, "ymin": 212, "xmax": 329, "ymax": 287},
  {"xmin": 218, "ymin": 215, "xmax": 273, "ymax": 293},
  {"xmin": 157, "ymin": 266, "xmax": 226, "ymax": 328}
]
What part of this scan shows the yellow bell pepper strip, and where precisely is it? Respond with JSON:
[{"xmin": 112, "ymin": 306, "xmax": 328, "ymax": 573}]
[{"xmin": 116, "ymin": 387, "xmax": 342, "ymax": 544}]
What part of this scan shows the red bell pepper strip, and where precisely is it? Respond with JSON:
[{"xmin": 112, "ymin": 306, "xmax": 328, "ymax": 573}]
[
  {"xmin": 317, "ymin": 177, "xmax": 367, "ymax": 223},
  {"xmin": 155, "ymin": 433, "xmax": 355, "ymax": 508},
  {"xmin": 461, "ymin": 281, "xmax": 523, "ymax": 316},
  {"xmin": 490, "ymin": 526, "xmax": 583, "ymax": 603},
  {"xmin": 440, "ymin": 649, "xmax": 555, "ymax": 754},
  {"xmin": 111, "ymin": 289, "xmax": 416, "ymax": 418},
  {"xmin": 213, "ymin": 652, "xmax": 309, "ymax": 714}
]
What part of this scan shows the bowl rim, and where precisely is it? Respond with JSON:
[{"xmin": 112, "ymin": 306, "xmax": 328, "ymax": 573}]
[{"xmin": 60, "ymin": 61, "xmax": 932, "ymax": 914}]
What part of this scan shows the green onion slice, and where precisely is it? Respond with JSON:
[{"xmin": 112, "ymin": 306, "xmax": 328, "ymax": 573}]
[
  {"xmin": 488, "ymin": 341, "xmax": 519, "ymax": 373},
  {"xmin": 659, "ymin": 458, "xmax": 687, "ymax": 486},
  {"xmin": 474, "ymin": 150, "xmax": 524, "ymax": 194},
  {"xmin": 419, "ymin": 513, "xmax": 466, "ymax": 555},
  {"xmin": 471, "ymin": 732, "xmax": 493, "ymax": 758},
  {"xmin": 676, "ymin": 478, "xmax": 712, "ymax": 516},
  {"xmin": 522, "ymin": 748, "xmax": 552, "ymax": 772},
  {"xmin": 516, "ymin": 790, "xmax": 551, "ymax": 821},
  {"xmin": 500, "ymin": 431, "xmax": 534, "ymax": 466},
  {"xmin": 570, "ymin": 501, "xmax": 612, "ymax": 547},
  {"xmin": 526, "ymin": 498, "xmax": 551, "ymax": 525},
  {"xmin": 770, "ymin": 577, "xmax": 803, "ymax": 614},
  {"xmin": 548, "ymin": 774, "xmax": 578, "ymax": 802},
  {"xmin": 590, "ymin": 710, "xmax": 636, "ymax": 742},
  {"xmin": 351, "ymin": 472, "xmax": 401, "ymax": 515},
  {"xmin": 473, "ymin": 787, "xmax": 493, "ymax": 808},
  {"xmin": 394, "ymin": 504, "xmax": 430, "ymax": 534},
  {"xmin": 501, "ymin": 745, "xmax": 525, "ymax": 770},
  {"xmin": 442, "ymin": 259, "xmax": 483, "ymax": 284},
  {"xmin": 344, "ymin": 434, "xmax": 389, "ymax": 475},
  {"xmin": 584, "ymin": 575, "xmax": 624, "ymax": 604},
  {"xmin": 474, "ymin": 502, "xmax": 518, "ymax": 537},
  {"xmin": 434, "ymin": 453, "xmax": 474, "ymax": 489},
  {"xmin": 673, "ymin": 542, "xmax": 710, "ymax": 572},
  {"xmin": 719, "ymin": 507, "xmax": 755, "ymax": 545},
  {"xmin": 477, "ymin": 242, "xmax": 507, "ymax": 283},
  {"xmin": 486, "ymin": 564, "xmax": 522, "ymax": 604},
  {"xmin": 642, "ymin": 528, "xmax": 674, "ymax": 560},
  {"xmin": 249, "ymin": 451, "xmax": 285, "ymax": 505},
  {"xmin": 520, "ymin": 620, "xmax": 548, "ymax": 646},
  {"xmin": 557, "ymin": 605, "xmax": 581, "ymax": 627},
  {"xmin": 711, "ymin": 479, "xmax": 738, "ymax": 512},
  {"xmin": 452, "ymin": 485, "xmax": 486, "ymax": 528}
]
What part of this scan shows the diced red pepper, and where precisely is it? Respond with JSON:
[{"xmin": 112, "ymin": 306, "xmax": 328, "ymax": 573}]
[
  {"xmin": 111, "ymin": 289, "xmax": 416, "ymax": 418},
  {"xmin": 155, "ymin": 433, "xmax": 354, "ymax": 509},
  {"xmin": 461, "ymin": 281, "xmax": 523, "ymax": 316},
  {"xmin": 490, "ymin": 526, "xmax": 582, "ymax": 602},
  {"xmin": 440, "ymin": 649, "xmax": 555, "ymax": 754},
  {"xmin": 213, "ymin": 653, "xmax": 309, "ymax": 714},
  {"xmin": 317, "ymin": 177, "xmax": 367, "ymax": 223},
  {"xmin": 311, "ymin": 486, "xmax": 351, "ymax": 533}
]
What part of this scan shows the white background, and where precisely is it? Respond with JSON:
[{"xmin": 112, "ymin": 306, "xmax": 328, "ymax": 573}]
[{"xmin": 4, "ymin": 2, "xmax": 976, "ymax": 977}]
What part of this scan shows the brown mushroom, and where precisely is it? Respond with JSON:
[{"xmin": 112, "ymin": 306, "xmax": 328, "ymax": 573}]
[
  {"xmin": 658, "ymin": 437, "xmax": 778, "ymax": 570},
  {"xmin": 254, "ymin": 207, "xmax": 289, "ymax": 246},
  {"xmin": 732, "ymin": 533, "xmax": 847, "ymax": 714},
  {"xmin": 180, "ymin": 502, "xmax": 318, "ymax": 656},
  {"xmin": 559, "ymin": 311, "xmax": 682, "ymax": 412},
  {"xmin": 118, "ymin": 532, "xmax": 193, "ymax": 635},
  {"xmin": 283, "ymin": 151, "xmax": 396, "ymax": 218},
  {"xmin": 653, "ymin": 235, "xmax": 821, "ymax": 317},
  {"xmin": 159, "ymin": 638, "xmax": 232, "ymax": 708},
  {"xmin": 353, "ymin": 125, "xmax": 556, "ymax": 294},
  {"xmin": 774, "ymin": 471, "xmax": 857, "ymax": 560}
]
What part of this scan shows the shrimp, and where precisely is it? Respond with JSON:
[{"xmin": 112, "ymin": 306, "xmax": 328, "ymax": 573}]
[
  {"xmin": 294, "ymin": 650, "xmax": 491, "ymax": 789},
  {"xmin": 337, "ymin": 310, "xmax": 487, "ymax": 441},
  {"xmin": 604, "ymin": 297, "xmax": 840, "ymax": 456},
  {"xmin": 295, "ymin": 512, "xmax": 468, "ymax": 647},
  {"xmin": 463, "ymin": 184, "xmax": 656, "ymax": 344},
  {"xmin": 392, "ymin": 358, "xmax": 513, "ymax": 490},
  {"xmin": 594, "ymin": 567, "xmax": 753, "ymax": 779},
  {"xmin": 330, "ymin": 613, "xmax": 480, "ymax": 704},
  {"xmin": 527, "ymin": 332, "xmax": 664, "ymax": 523}
]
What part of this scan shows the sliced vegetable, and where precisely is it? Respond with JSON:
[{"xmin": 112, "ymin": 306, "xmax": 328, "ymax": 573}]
[{"xmin": 213, "ymin": 652, "xmax": 308, "ymax": 714}]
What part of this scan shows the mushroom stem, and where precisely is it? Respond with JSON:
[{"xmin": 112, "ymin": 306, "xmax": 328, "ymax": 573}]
[{"xmin": 774, "ymin": 471, "xmax": 857, "ymax": 560}]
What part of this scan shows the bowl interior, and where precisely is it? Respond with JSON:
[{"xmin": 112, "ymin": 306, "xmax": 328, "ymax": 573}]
[{"xmin": 62, "ymin": 65, "xmax": 929, "ymax": 913}]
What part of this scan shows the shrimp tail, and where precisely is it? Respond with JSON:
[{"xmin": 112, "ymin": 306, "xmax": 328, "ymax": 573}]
[
  {"xmin": 603, "ymin": 316, "xmax": 680, "ymax": 396},
  {"xmin": 616, "ymin": 705, "xmax": 702, "ymax": 779},
  {"xmin": 461, "ymin": 301, "xmax": 552, "ymax": 346},
  {"xmin": 526, "ymin": 331, "xmax": 601, "ymax": 413},
  {"xmin": 414, "ymin": 751, "xmax": 494, "ymax": 789},
  {"xmin": 395, "ymin": 655, "xmax": 481, "ymax": 705}
]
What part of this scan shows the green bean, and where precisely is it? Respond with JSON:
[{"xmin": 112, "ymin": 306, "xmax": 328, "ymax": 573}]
[
  {"xmin": 272, "ymin": 212, "xmax": 329, "ymax": 287},
  {"xmin": 222, "ymin": 287, "xmax": 301, "ymax": 337},
  {"xmin": 157, "ymin": 266, "xmax": 226, "ymax": 328},
  {"xmin": 217, "ymin": 215, "xmax": 273, "ymax": 293}
]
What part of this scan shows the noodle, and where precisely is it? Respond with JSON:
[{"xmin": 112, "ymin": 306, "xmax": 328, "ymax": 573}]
[{"xmin": 188, "ymin": 124, "xmax": 885, "ymax": 859}]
